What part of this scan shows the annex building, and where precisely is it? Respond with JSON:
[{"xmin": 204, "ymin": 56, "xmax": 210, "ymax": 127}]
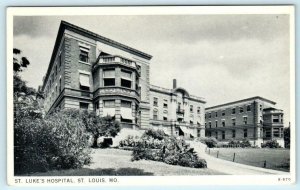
[
  {"xmin": 205, "ymin": 97, "xmax": 285, "ymax": 147},
  {"xmin": 41, "ymin": 21, "xmax": 206, "ymax": 139}
]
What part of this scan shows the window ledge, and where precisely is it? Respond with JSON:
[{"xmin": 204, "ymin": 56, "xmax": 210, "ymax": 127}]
[{"xmin": 79, "ymin": 60, "xmax": 91, "ymax": 65}]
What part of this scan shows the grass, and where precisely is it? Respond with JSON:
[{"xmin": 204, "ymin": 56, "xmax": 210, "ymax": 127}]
[
  {"xmin": 207, "ymin": 148, "xmax": 290, "ymax": 172},
  {"xmin": 24, "ymin": 148, "xmax": 224, "ymax": 176}
]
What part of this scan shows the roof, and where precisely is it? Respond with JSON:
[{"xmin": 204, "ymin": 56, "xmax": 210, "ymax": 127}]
[
  {"xmin": 149, "ymin": 84, "xmax": 206, "ymax": 103},
  {"xmin": 206, "ymin": 96, "xmax": 276, "ymax": 110},
  {"xmin": 42, "ymin": 21, "xmax": 152, "ymax": 90}
]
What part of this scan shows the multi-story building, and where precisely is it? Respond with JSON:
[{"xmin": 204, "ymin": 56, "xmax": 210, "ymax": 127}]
[
  {"xmin": 205, "ymin": 97, "xmax": 284, "ymax": 147},
  {"xmin": 41, "ymin": 21, "xmax": 206, "ymax": 139}
]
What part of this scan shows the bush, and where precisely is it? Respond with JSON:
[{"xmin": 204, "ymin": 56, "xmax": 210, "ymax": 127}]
[
  {"xmin": 14, "ymin": 110, "xmax": 91, "ymax": 175},
  {"xmin": 131, "ymin": 130, "xmax": 207, "ymax": 168},
  {"xmin": 227, "ymin": 139, "xmax": 252, "ymax": 148},
  {"xmin": 196, "ymin": 137, "xmax": 218, "ymax": 148},
  {"xmin": 261, "ymin": 140, "xmax": 282, "ymax": 148},
  {"xmin": 142, "ymin": 129, "xmax": 167, "ymax": 140}
]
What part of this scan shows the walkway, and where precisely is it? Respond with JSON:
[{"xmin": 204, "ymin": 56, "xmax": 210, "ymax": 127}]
[{"xmin": 188, "ymin": 141, "xmax": 289, "ymax": 175}]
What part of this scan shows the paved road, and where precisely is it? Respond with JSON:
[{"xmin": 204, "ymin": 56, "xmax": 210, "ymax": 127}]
[{"xmin": 188, "ymin": 141, "xmax": 289, "ymax": 175}]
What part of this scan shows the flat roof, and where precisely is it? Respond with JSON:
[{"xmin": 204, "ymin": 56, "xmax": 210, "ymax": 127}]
[
  {"xmin": 206, "ymin": 96, "xmax": 276, "ymax": 110},
  {"xmin": 42, "ymin": 21, "xmax": 152, "ymax": 90}
]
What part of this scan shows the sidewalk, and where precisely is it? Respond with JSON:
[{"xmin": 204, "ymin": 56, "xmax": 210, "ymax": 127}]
[{"xmin": 188, "ymin": 141, "xmax": 289, "ymax": 175}]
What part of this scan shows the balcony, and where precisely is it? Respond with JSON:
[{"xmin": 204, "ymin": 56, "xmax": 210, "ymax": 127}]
[{"xmin": 97, "ymin": 55, "xmax": 138, "ymax": 69}]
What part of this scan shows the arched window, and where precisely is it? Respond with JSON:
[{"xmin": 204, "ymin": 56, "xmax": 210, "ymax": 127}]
[{"xmin": 153, "ymin": 109, "xmax": 158, "ymax": 120}]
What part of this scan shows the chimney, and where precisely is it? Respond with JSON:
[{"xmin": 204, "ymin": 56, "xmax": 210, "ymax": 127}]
[{"xmin": 173, "ymin": 79, "xmax": 177, "ymax": 89}]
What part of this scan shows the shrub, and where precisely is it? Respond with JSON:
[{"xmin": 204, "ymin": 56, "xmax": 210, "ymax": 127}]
[
  {"xmin": 14, "ymin": 110, "xmax": 91, "ymax": 175},
  {"xmin": 261, "ymin": 140, "xmax": 282, "ymax": 148},
  {"xmin": 196, "ymin": 137, "xmax": 218, "ymax": 148},
  {"xmin": 142, "ymin": 129, "xmax": 167, "ymax": 140},
  {"xmin": 131, "ymin": 130, "xmax": 207, "ymax": 168},
  {"xmin": 227, "ymin": 139, "xmax": 252, "ymax": 148}
]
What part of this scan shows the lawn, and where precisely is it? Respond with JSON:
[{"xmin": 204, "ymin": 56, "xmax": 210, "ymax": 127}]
[
  {"xmin": 207, "ymin": 148, "xmax": 290, "ymax": 172},
  {"xmin": 25, "ymin": 148, "xmax": 224, "ymax": 176}
]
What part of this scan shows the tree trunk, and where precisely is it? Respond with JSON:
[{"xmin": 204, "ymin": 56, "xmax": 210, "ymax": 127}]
[{"xmin": 92, "ymin": 135, "xmax": 99, "ymax": 148}]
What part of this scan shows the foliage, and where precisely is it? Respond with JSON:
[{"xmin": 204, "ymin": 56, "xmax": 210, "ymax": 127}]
[
  {"xmin": 13, "ymin": 48, "xmax": 30, "ymax": 72},
  {"xmin": 227, "ymin": 139, "xmax": 252, "ymax": 148},
  {"xmin": 80, "ymin": 110, "xmax": 121, "ymax": 148},
  {"xmin": 261, "ymin": 140, "xmax": 282, "ymax": 148},
  {"xmin": 196, "ymin": 137, "xmax": 218, "ymax": 148},
  {"xmin": 119, "ymin": 135, "xmax": 140, "ymax": 148},
  {"xmin": 284, "ymin": 127, "xmax": 290, "ymax": 148},
  {"xmin": 130, "ymin": 129, "xmax": 207, "ymax": 168},
  {"xmin": 142, "ymin": 129, "xmax": 167, "ymax": 140},
  {"xmin": 14, "ymin": 111, "xmax": 91, "ymax": 175}
]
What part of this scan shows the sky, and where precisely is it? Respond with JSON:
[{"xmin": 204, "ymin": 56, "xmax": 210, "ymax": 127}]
[{"xmin": 13, "ymin": 15, "xmax": 291, "ymax": 125}]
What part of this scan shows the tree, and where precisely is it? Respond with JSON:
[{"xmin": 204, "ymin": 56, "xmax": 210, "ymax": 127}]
[
  {"xmin": 284, "ymin": 127, "xmax": 290, "ymax": 148},
  {"xmin": 13, "ymin": 48, "xmax": 30, "ymax": 72},
  {"xmin": 81, "ymin": 111, "xmax": 121, "ymax": 148}
]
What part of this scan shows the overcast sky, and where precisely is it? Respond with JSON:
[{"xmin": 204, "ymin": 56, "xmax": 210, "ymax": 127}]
[{"xmin": 13, "ymin": 15, "xmax": 291, "ymax": 125}]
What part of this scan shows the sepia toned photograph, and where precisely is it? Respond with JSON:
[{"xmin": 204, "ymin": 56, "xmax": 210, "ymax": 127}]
[{"xmin": 7, "ymin": 6, "xmax": 295, "ymax": 186}]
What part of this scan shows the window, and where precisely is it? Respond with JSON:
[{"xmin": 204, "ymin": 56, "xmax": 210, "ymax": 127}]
[
  {"xmin": 215, "ymin": 112, "xmax": 218, "ymax": 117},
  {"xmin": 232, "ymin": 130, "xmax": 236, "ymax": 138},
  {"xmin": 260, "ymin": 104, "xmax": 262, "ymax": 111},
  {"xmin": 197, "ymin": 107, "xmax": 201, "ymax": 114},
  {"xmin": 215, "ymin": 121, "xmax": 218, "ymax": 128},
  {"xmin": 79, "ymin": 49, "xmax": 89, "ymax": 62},
  {"xmin": 243, "ymin": 117, "xmax": 248, "ymax": 125},
  {"xmin": 80, "ymin": 102, "xmax": 89, "ymax": 110},
  {"xmin": 244, "ymin": 129, "xmax": 248, "ymax": 138},
  {"xmin": 205, "ymin": 122, "xmax": 207, "ymax": 128},
  {"xmin": 222, "ymin": 120, "xmax": 225, "ymax": 127},
  {"xmin": 205, "ymin": 114, "xmax": 207, "ymax": 119},
  {"xmin": 163, "ymin": 110, "xmax": 168, "ymax": 121},
  {"xmin": 216, "ymin": 131, "xmax": 218, "ymax": 139},
  {"xmin": 104, "ymin": 100, "xmax": 115, "ymax": 108},
  {"xmin": 197, "ymin": 129, "xmax": 201, "ymax": 138},
  {"xmin": 121, "ymin": 70, "xmax": 132, "ymax": 88},
  {"xmin": 273, "ymin": 128, "xmax": 280, "ymax": 137},
  {"xmin": 190, "ymin": 105, "xmax": 193, "ymax": 112},
  {"xmin": 163, "ymin": 100, "xmax": 168, "ymax": 108},
  {"xmin": 121, "ymin": 69, "xmax": 132, "ymax": 79},
  {"xmin": 121, "ymin": 79, "xmax": 131, "ymax": 88},
  {"xmin": 54, "ymin": 65, "xmax": 57, "ymax": 77},
  {"xmin": 232, "ymin": 108, "xmax": 236, "ymax": 114},
  {"xmin": 247, "ymin": 105, "xmax": 251, "ymax": 112},
  {"xmin": 208, "ymin": 113, "xmax": 211, "ymax": 118},
  {"xmin": 121, "ymin": 100, "xmax": 131, "ymax": 108},
  {"xmin": 59, "ymin": 78, "xmax": 62, "ymax": 92},
  {"xmin": 232, "ymin": 118, "xmax": 236, "ymax": 126},
  {"xmin": 103, "ymin": 69, "xmax": 115, "ymax": 86},
  {"xmin": 240, "ymin": 107, "xmax": 244, "ymax": 113},
  {"xmin": 222, "ymin": 131, "xmax": 225, "ymax": 140},
  {"xmin": 222, "ymin": 111, "xmax": 225, "ymax": 116},
  {"xmin": 273, "ymin": 115, "xmax": 279, "ymax": 123},
  {"xmin": 79, "ymin": 73, "xmax": 90, "ymax": 97},
  {"xmin": 208, "ymin": 122, "xmax": 211, "ymax": 128},
  {"xmin": 58, "ymin": 53, "xmax": 62, "ymax": 68},
  {"xmin": 153, "ymin": 97, "xmax": 158, "ymax": 106},
  {"xmin": 153, "ymin": 109, "xmax": 158, "ymax": 120},
  {"xmin": 190, "ymin": 120, "xmax": 194, "ymax": 124}
]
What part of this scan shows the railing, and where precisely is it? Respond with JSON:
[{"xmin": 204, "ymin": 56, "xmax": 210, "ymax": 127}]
[{"xmin": 98, "ymin": 55, "xmax": 137, "ymax": 68}]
